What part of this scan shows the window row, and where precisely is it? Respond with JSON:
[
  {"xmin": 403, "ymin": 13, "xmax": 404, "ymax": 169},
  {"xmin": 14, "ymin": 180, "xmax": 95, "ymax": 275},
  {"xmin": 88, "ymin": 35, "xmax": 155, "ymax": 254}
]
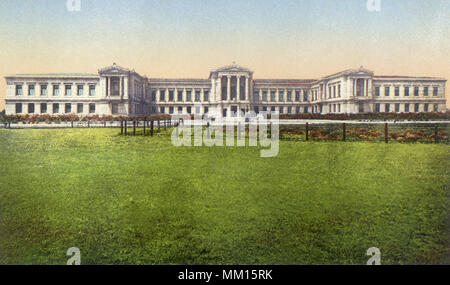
[
  {"xmin": 374, "ymin": 103, "xmax": 439, "ymax": 113},
  {"xmin": 14, "ymin": 103, "xmax": 96, "ymax": 114},
  {"xmin": 374, "ymin": 86, "xmax": 439, "ymax": 97},
  {"xmin": 151, "ymin": 89, "xmax": 210, "ymax": 102},
  {"xmin": 15, "ymin": 84, "xmax": 96, "ymax": 97},
  {"xmin": 253, "ymin": 90, "xmax": 308, "ymax": 102}
]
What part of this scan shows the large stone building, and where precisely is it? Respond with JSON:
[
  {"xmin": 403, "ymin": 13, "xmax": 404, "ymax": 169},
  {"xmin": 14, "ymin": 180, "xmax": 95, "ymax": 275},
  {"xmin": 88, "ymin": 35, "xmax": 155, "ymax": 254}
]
[{"xmin": 4, "ymin": 63, "xmax": 447, "ymax": 117}]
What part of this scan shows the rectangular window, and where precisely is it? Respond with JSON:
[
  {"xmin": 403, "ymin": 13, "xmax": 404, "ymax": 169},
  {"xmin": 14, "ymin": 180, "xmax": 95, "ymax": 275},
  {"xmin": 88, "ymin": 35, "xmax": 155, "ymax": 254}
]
[
  {"xmin": 160, "ymin": 106, "xmax": 165, "ymax": 114},
  {"xmin": 89, "ymin": 85, "xmax": 95, "ymax": 96},
  {"xmin": 414, "ymin": 86, "xmax": 419, "ymax": 96},
  {"xmin": 253, "ymin": 92, "xmax": 259, "ymax": 101},
  {"xmin": 338, "ymin": 85, "xmax": 341, "ymax": 97},
  {"xmin": 271, "ymin": 106, "xmax": 276, "ymax": 112},
  {"xmin": 178, "ymin": 106, "xmax": 182, "ymax": 114},
  {"xmin": 195, "ymin": 90, "xmax": 201, "ymax": 102},
  {"xmin": 65, "ymin": 85, "xmax": 72, "ymax": 96},
  {"xmin": 195, "ymin": 106, "xmax": 201, "ymax": 114},
  {"xmin": 204, "ymin": 107, "xmax": 209, "ymax": 114},
  {"xmin": 424, "ymin": 103, "xmax": 429, "ymax": 112},
  {"xmin": 295, "ymin": 91, "xmax": 300, "ymax": 101},
  {"xmin": 169, "ymin": 106, "xmax": 174, "ymax": 114},
  {"xmin": 16, "ymin": 85, "xmax": 23, "ymax": 96},
  {"xmin": 303, "ymin": 106, "xmax": 308, "ymax": 113},
  {"xmin": 77, "ymin": 85, "xmax": 84, "ymax": 96},
  {"xmin": 77, "ymin": 103, "xmax": 84, "ymax": 114},
  {"xmin": 288, "ymin": 106, "xmax": 292, "ymax": 113},
  {"xmin": 169, "ymin": 90, "xmax": 174, "ymax": 101},
  {"xmin": 177, "ymin": 90, "xmax": 183, "ymax": 101},
  {"xmin": 112, "ymin": 103, "xmax": 119, "ymax": 114},
  {"xmin": 53, "ymin": 103, "xmax": 59, "ymax": 113},
  {"xmin": 395, "ymin": 87, "xmax": 399, "ymax": 96},
  {"xmin": 433, "ymin": 104, "xmax": 438, "ymax": 112},
  {"xmin": 279, "ymin": 90, "xmax": 284, "ymax": 101},
  {"xmin": 28, "ymin": 103, "xmax": 35, "ymax": 114},
  {"xmin": 303, "ymin": 91, "xmax": 308, "ymax": 102},
  {"xmin": 160, "ymin": 89, "xmax": 166, "ymax": 101},
  {"xmin": 53, "ymin": 85, "xmax": 60, "ymax": 96},
  {"xmin": 338, "ymin": 104, "xmax": 341, "ymax": 113},
  {"xmin": 186, "ymin": 90, "xmax": 192, "ymax": 101},
  {"xmin": 28, "ymin": 85, "xmax": 35, "ymax": 96},
  {"xmin": 385, "ymin": 103, "xmax": 390, "ymax": 112},
  {"xmin": 89, "ymin": 103, "xmax": 95, "ymax": 113},
  {"xmin": 404, "ymin": 86, "xmax": 409, "ymax": 96},
  {"xmin": 262, "ymin": 106, "xmax": 267, "ymax": 112},
  {"xmin": 110, "ymin": 77, "xmax": 120, "ymax": 96},
  {"xmin": 375, "ymin": 103, "xmax": 380, "ymax": 113},
  {"xmin": 405, "ymin": 103, "xmax": 410, "ymax": 112},
  {"xmin": 41, "ymin": 85, "xmax": 47, "ymax": 96},
  {"xmin": 287, "ymin": 91, "xmax": 292, "ymax": 102},
  {"xmin": 423, "ymin": 86, "xmax": 428, "ymax": 96},
  {"xmin": 270, "ymin": 91, "xmax": 276, "ymax": 102},
  {"xmin": 262, "ymin": 91, "xmax": 268, "ymax": 101},
  {"xmin": 187, "ymin": 106, "xmax": 192, "ymax": 114},
  {"xmin": 203, "ymin": 91, "xmax": 209, "ymax": 101},
  {"xmin": 328, "ymin": 86, "xmax": 332, "ymax": 98},
  {"xmin": 414, "ymin": 103, "xmax": 419, "ymax": 112},
  {"xmin": 65, "ymin": 103, "xmax": 72, "ymax": 113},
  {"xmin": 40, "ymin": 103, "xmax": 47, "ymax": 113},
  {"xmin": 15, "ymin": 103, "xmax": 22, "ymax": 113},
  {"xmin": 385, "ymin": 86, "xmax": 390, "ymax": 96},
  {"xmin": 433, "ymin": 87, "xmax": 438, "ymax": 96},
  {"xmin": 375, "ymin": 86, "xmax": 380, "ymax": 96},
  {"xmin": 395, "ymin": 103, "xmax": 400, "ymax": 112}
]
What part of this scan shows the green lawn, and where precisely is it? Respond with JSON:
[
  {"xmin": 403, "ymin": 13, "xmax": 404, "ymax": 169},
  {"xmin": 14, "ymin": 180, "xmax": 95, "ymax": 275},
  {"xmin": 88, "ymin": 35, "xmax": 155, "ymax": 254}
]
[{"xmin": 0, "ymin": 128, "xmax": 448, "ymax": 264}]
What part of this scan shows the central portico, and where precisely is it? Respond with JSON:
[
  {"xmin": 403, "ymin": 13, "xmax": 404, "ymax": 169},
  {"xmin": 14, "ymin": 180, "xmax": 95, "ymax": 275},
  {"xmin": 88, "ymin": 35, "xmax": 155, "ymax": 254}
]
[{"xmin": 209, "ymin": 64, "xmax": 253, "ymax": 117}]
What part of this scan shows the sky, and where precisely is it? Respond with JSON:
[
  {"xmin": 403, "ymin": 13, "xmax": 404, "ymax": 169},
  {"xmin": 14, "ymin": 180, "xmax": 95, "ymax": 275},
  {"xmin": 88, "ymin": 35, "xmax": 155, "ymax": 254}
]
[{"xmin": 0, "ymin": 0, "xmax": 449, "ymax": 109}]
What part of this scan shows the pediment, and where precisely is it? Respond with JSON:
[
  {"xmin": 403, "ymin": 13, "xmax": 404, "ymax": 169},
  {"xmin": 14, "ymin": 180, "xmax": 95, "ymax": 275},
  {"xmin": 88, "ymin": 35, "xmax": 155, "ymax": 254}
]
[
  {"xmin": 209, "ymin": 64, "xmax": 253, "ymax": 78},
  {"xmin": 98, "ymin": 63, "xmax": 130, "ymax": 75}
]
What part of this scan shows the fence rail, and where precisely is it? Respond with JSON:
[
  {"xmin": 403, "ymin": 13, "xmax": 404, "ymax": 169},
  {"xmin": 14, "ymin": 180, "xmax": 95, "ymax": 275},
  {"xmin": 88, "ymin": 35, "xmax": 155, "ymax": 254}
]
[{"xmin": 1, "ymin": 119, "xmax": 448, "ymax": 143}]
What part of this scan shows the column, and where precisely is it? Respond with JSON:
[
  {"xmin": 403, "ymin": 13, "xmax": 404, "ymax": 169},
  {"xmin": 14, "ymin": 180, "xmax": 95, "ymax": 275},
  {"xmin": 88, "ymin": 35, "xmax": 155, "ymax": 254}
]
[
  {"xmin": 353, "ymin": 79, "xmax": 356, "ymax": 97},
  {"xmin": 108, "ymin": 76, "xmax": 111, "ymax": 97},
  {"xmin": 245, "ymin": 76, "xmax": 249, "ymax": 101},
  {"xmin": 227, "ymin": 75, "xmax": 231, "ymax": 102},
  {"xmin": 237, "ymin": 76, "xmax": 240, "ymax": 101}
]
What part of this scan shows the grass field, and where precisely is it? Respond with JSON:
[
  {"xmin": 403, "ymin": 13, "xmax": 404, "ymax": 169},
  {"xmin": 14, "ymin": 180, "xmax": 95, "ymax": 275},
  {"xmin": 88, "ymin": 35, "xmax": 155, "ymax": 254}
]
[{"xmin": 0, "ymin": 128, "xmax": 448, "ymax": 264}]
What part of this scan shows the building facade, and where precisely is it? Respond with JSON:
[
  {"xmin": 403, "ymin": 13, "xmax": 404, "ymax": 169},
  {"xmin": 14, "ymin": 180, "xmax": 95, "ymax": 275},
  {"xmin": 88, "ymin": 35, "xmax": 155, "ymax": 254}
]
[{"xmin": 4, "ymin": 63, "xmax": 447, "ymax": 117}]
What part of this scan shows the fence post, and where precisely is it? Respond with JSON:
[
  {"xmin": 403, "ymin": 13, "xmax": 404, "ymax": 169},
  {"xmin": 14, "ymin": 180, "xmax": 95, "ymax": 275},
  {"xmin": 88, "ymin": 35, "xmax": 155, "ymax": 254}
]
[
  {"xmin": 435, "ymin": 125, "xmax": 438, "ymax": 143},
  {"xmin": 133, "ymin": 120, "xmax": 136, "ymax": 135},
  {"xmin": 124, "ymin": 120, "xmax": 127, "ymax": 135},
  {"xmin": 384, "ymin": 123, "xmax": 388, "ymax": 143},
  {"xmin": 164, "ymin": 119, "xmax": 167, "ymax": 131},
  {"xmin": 88, "ymin": 121, "xmax": 90, "ymax": 128},
  {"xmin": 120, "ymin": 120, "xmax": 123, "ymax": 135},
  {"xmin": 342, "ymin": 123, "xmax": 346, "ymax": 142},
  {"xmin": 104, "ymin": 121, "xmax": 106, "ymax": 128},
  {"xmin": 306, "ymin": 122, "xmax": 309, "ymax": 141},
  {"xmin": 143, "ymin": 119, "xmax": 146, "ymax": 135},
  {"xmin": 71, "ymin": 121, "xmax": 74, "ymax": 128},
  {"xmin": 158, "ymin": 120, "xmax": 161, "ymax": 131},
  {"xmin": 151, "ymin": 120, "xmax": 154, "ymax": 136}
]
